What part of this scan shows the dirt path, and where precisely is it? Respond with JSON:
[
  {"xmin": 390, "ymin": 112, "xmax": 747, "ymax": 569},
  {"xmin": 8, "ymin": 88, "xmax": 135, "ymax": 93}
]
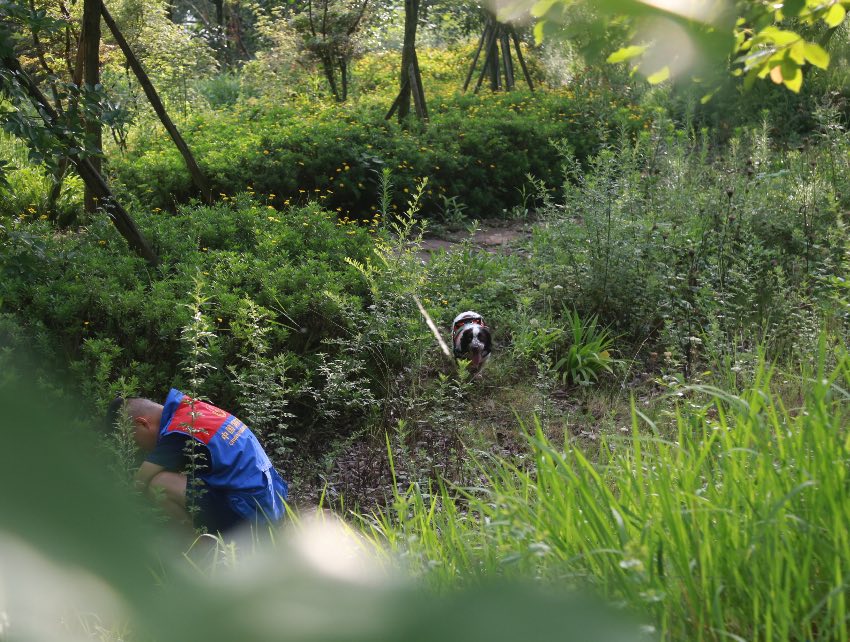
[{"xmin": 418, "ymin": 219, "xmax": 534, "ymax": 262}]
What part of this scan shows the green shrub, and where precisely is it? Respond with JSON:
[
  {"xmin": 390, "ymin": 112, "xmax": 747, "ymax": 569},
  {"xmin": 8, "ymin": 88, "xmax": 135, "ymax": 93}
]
[
  {"xmin": 0, "ymin": 197, "xmax": 376, "ymax": 432},
  {"xmin": 526, "ymin": 119, "xmax": 849, "ymax": 367},
  {"xmin": 110, "ymin": 57, "xmax": 650, "ymax": 219},
  {"xmin": 0, "ymin": 135, "xmax": 83, "ymax": 222},
  {"xmin": 194, "ymin": 72, "xmax": 244, "ymax": 109}
]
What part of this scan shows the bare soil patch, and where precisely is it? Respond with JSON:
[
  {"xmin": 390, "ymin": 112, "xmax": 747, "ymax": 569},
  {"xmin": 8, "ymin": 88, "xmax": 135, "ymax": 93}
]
[{"xmin": 418, "ymin": 219, "xmax": 533, "ymax": 261}]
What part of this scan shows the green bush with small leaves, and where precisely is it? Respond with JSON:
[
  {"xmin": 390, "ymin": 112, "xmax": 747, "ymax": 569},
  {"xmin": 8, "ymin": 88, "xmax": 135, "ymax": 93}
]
[{"xmin": 110, "ymin": 59, "xmax": 649, "ymax": 219}]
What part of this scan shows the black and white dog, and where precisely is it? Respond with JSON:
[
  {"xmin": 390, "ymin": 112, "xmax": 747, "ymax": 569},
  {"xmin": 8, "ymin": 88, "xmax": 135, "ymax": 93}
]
[{"xmin": 451, "ymin": 311, "xmax": 492, "ymax": 371}]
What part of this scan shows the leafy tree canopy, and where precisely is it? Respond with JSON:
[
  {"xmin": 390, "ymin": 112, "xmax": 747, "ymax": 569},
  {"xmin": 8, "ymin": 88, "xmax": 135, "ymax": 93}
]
[{"xmin": 519, "ymin": 0, "xmax": 848, "ymax": 92}]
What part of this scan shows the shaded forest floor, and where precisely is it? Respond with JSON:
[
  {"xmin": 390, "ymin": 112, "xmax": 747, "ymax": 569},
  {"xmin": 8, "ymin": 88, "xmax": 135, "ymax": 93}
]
[{"xmin": 283, "ymin": 216, "xmax": 668, "ymax": 513}]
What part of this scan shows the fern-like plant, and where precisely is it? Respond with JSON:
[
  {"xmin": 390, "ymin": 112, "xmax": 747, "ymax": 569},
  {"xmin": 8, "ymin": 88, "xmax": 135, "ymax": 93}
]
[{"xmin": 554, "ymin": 308, "xmax": 617, "ymax": 386}]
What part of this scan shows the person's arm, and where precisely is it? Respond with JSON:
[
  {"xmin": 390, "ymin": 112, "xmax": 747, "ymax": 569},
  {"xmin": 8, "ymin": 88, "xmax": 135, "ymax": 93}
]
[
  {"xmin": 134, "ymin": 433, "xmax": 190, "ymax": 493},
  {"xmin": 134, "ymin": 461, "xmax": 166, "ymax": 492},
  {"xmin": 134, "ymin": 433, "xmax": 210, "ymax": 493}
]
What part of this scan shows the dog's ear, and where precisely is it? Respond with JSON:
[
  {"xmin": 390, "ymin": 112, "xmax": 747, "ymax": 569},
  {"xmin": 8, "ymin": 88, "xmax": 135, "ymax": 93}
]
[{"xmin": 481, "ymin": 327, "xmax": 493, "ymax": 354}]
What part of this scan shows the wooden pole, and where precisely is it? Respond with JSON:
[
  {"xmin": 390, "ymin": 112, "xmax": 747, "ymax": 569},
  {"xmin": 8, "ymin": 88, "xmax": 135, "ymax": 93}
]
[
  {"xmin": 473, "ymin": 23, "xmax": 498, "ymax": 94},
  {"xmin": 385, "ymin": 78, "xmax": 410, "ymax": 120},
  {"xmin": 411, "ymin": 51, "xmax": 428, "ymax": 120},
  {"xmin": 409, "ymin": 62, "xmax": 425, "ymax": 121},
  {"xmin": 462, "ymin": 25, "xmax": 489, "ymax": 93},
  {"xmin": 501, "ymin": 32, "xmax": 514, "ymax": 90},
  {"xmin": 101, "ymin": 3, "xmax": 212, "ymax": 203},
  {"xmin": 3, "ymin": 53, "xmax": 159, "ymax": 266},
  {"xmin": 511, "ymin": 29, "xmax": 534, "ymax": 91},
  {"xmin": 489, "ymin": 23, "xmax": 502, "ymax": 91}
]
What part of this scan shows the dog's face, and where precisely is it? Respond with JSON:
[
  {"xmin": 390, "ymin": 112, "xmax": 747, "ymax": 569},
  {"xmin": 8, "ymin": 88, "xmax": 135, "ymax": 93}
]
[{"xmin": 452, "ymin": 312, "xmax": 492, "ymax": 370}]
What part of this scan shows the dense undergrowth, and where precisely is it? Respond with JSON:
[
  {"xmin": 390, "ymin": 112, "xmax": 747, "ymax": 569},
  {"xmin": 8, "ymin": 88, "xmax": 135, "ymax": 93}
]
[
  {"xmin": 364, "ymin": 352, "xmax": 850, "ymax": 641},
  {"xmin": 5, "ymin": 31, "xmax": 850, "ymax": 642},
  {"xmin": 4, "ymin": 111, "xmax": 850, "ymax": 499}
]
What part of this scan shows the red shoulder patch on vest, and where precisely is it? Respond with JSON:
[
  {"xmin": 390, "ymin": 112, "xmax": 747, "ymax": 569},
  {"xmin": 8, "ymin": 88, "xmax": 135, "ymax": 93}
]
[{"xmin": 166, "ymin": 398, "xmax": 229, "ymax": 445}]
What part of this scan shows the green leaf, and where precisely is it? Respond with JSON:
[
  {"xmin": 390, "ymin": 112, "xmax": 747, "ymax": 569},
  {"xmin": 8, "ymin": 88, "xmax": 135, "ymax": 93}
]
[
  {"xmin": 802, "ymin": 41, "xmax": 830, "ymax": 68},
  {"xmin": 784, "ymin": 0, "xmax": 805, "ymax": 15},
  {"xmin": 530, "ymin": 0, "xmax": 560, "ymax": 19},
  {"xmin": 533, "ymin": 20, "xmax": 546, "ymax": 44},
  {"xmin": 646, "ymin": 66, "xmax": 671, "ymax": 84},
  {"xmin": 789, "ymin": 42, "xmax": 806, "ymax": 64},
  {"xmin": 606, "ymin": 45, "xmax": 647, "ymax": 64},
  {"xmin": 753, "ymin": 26, "xmax": 801, "ymax": 46},
  {"xmin": 824, "ymin": 3, "xmax": 846, "ymax": 27},
  {"xmin": 783, "ymin": 64, "xmax": 803, "ymax": 92},
  {"xmin": 700, "ymin": 88, "xmax": 719, "ymax": 104}
]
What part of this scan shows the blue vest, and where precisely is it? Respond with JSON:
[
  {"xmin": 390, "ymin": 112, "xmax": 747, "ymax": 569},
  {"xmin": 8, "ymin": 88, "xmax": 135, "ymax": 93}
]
[{"xmin": 159, "ymin": 389, "xmax": 287, "ymax": 522}]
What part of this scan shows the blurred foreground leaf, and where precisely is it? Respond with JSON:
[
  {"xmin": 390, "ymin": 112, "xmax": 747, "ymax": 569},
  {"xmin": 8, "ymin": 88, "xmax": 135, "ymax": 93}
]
[{"xmin": 0, "ymin": 371, "xmax": 651, "ymax": 642}]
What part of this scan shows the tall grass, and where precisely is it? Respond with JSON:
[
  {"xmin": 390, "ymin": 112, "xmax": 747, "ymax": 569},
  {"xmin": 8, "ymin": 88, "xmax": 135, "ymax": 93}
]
[{"xmin": 362, "ymin": 344, "xmax": 850, "ymax": 641}]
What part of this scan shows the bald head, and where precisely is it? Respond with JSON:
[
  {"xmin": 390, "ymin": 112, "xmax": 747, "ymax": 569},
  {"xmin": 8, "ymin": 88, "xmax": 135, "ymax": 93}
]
[
  {"xmin": 124, "ymin": 397, "xmax": 163, "ymax": 419},
  {"xmin": 106, "ymin": 396, "xmax": 164, "ymax": 453}
]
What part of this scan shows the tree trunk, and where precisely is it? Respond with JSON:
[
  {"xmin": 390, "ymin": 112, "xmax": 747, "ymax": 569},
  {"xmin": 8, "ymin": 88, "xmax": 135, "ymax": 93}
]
[
  {"xmin": 213, "ymin": 0, "xmax": 226, "ymax": 63},
  {"xmin": 321, "ymin": 55, "xmax": 340, "ymax": 100},
  {"xmin": 81, "ymin": 0, "xmax": 102, "ymax": 215},
  {"xmin": 2, "ymin": 53, "xmax": 159, "ymax": 265},
  {"xmin": 397, "ymin": 0, "xmax": 419, "ymax": 121},
  {"xmin": 101, "ymin": 3, "xmax": 211, "ymax": 202},
  {"xmin": 339, "ymin": 58, "xmax": 347, "ymax": 101}
]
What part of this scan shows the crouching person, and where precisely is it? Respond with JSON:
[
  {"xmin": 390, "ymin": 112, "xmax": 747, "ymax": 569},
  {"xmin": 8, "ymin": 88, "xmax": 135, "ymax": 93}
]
[{"xmin": 107, "ymin": 389, "xmax": 288, "ymax": 534}]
